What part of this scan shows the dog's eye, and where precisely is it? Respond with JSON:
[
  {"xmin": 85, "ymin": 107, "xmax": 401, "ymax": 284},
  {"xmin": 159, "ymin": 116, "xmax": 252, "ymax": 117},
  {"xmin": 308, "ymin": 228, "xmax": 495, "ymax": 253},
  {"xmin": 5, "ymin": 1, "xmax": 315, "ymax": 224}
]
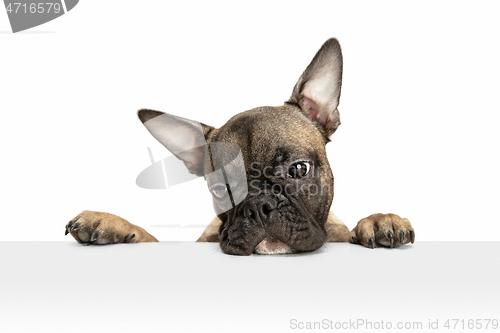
[
  {"xmin": 288, "ymin": 162, "xmax": 311, "ymax": 179},
  {"xmin": 211, "ymin": 185, "xmax": 228, "ymax": 199}
]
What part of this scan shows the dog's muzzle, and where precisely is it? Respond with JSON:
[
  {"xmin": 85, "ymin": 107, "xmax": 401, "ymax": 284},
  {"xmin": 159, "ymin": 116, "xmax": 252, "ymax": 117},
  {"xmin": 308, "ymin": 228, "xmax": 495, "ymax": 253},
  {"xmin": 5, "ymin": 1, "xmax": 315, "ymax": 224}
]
[{"xmin": 242, "ymin": 194, "xmax": 296, "ymax": 254}]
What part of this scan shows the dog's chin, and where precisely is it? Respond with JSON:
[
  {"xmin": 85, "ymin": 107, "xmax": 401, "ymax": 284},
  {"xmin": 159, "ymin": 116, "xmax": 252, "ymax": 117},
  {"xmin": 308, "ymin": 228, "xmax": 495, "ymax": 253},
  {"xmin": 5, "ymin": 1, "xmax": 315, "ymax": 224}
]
[{"xmin": 253, "ymin": 237, "xmax": 296, "ymax": 255}]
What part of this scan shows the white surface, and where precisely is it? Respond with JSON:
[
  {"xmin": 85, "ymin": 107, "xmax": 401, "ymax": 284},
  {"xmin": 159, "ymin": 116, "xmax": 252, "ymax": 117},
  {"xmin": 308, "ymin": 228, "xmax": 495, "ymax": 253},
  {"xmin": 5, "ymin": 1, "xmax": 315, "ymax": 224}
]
[
  {"xmin": 1, "ymin": 1, "xmax": 500, "ymax": 241},
  {"xmin": 1, "ymin": 242, "xmax": 499, "ymax": 333}
]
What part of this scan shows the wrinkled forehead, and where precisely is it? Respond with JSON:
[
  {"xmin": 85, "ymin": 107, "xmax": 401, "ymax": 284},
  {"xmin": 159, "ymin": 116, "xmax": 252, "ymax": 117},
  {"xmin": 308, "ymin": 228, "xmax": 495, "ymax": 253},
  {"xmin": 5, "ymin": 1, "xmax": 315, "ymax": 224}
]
[{"xmin": 210, "ymin": 106, "xmax": 327, "ymax": 170}]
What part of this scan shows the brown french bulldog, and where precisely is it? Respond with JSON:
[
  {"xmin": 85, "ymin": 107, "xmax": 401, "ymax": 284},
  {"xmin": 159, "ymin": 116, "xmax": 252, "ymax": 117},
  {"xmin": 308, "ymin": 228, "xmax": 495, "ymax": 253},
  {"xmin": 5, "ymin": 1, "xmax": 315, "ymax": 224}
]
[{"xmin": 65, "ymin": 38, "xmax": 414, "ymax": 255}]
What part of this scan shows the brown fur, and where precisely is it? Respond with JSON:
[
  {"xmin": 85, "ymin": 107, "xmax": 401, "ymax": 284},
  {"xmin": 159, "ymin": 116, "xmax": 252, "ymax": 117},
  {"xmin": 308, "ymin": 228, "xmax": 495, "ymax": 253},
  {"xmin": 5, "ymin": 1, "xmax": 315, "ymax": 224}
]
[{"xmin": 65, "ymin": 211, "xmax": 158, "ymax": 244}]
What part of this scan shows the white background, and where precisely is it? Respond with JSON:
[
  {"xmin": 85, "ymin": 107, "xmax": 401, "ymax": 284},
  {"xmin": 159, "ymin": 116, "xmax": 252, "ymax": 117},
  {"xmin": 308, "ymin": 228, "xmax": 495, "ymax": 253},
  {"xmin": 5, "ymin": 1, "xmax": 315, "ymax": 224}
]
[{"xmin": 1, "ymin": 0, "xmax": 499, "ymax": 241}]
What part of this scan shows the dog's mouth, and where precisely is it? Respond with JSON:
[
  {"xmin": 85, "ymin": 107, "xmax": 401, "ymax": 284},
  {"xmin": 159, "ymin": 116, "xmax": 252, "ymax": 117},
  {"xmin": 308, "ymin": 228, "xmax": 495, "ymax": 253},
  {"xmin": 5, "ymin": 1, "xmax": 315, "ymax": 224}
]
[
  {"xmin": 253, "ymin": 236, "xmax": 296, "ymax": 255},
  {"xmin": 219, "ymin": 192, "xmax": 327, "ymax": 256}
]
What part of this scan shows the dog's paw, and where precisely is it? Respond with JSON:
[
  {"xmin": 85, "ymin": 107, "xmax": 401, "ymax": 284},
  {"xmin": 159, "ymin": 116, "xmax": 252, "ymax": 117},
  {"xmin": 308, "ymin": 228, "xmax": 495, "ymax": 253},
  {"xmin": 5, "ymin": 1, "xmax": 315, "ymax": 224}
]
[
  {"xmin": 351, "ymin": 213, "xmax": 414, "ymax": 248},
  {"xmin": 65, "ymin": 211, "xmax": 138, "ymax": 245}
]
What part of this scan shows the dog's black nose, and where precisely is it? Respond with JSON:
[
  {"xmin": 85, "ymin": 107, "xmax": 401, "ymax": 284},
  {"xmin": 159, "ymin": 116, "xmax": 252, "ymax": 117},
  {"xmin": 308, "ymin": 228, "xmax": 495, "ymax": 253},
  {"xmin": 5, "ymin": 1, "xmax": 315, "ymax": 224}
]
[{"xmin": 243, "ymin": 195, "xmax": 278, "ymax": 223}]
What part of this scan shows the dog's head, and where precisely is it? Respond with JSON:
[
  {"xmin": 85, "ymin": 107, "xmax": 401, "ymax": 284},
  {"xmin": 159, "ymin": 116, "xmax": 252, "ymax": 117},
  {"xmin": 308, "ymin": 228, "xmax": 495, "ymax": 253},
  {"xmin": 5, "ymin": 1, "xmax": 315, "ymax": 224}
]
[{"xmin": 139, "ymin": 38, "xmax": 343, "ymax": 255}]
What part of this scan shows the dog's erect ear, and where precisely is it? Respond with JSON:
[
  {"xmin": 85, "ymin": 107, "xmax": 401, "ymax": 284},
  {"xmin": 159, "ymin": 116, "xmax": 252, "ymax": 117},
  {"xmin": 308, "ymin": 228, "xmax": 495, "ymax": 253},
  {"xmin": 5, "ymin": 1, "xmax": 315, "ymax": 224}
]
[
  {"xmin": 288, "ymin": 38, "xmax": 343, "ymax": 136},
  {"xmin": 138, "ymin": 109, "xmax": 214, "ymax": 176}
]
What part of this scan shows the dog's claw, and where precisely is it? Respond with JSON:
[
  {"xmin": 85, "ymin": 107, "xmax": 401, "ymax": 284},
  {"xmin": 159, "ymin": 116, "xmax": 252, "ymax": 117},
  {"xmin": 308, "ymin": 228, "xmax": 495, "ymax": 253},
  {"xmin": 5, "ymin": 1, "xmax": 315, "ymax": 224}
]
[
  {"xmin": 388, "ymin": 232, "xmax": 394, "ymax": 248},
  {"xmin": 369, "ymin": 238, "xmax": 375, "ymax": 249},
  {"xmin": 70, "ymin": 222, "xmax": 81, "ymax": 232},
  {"xmin": 90, "ymin": 230, "xmax": 100, "ymax": 243},
  {"xmin": 410, "ymin": 230, "xmax": 415, "ymax": 244},
  {"xmin": 125, "ymin": 234, "xmax": 136, "ymax": 243},
  {"xmin": 351, "ymin": 236, "xmax": 359, "ymax": 244},
  {"xmin": 400, "ymin": 231, "xmax": 405, "ymax": 244},
  {"xmin": 65, "ymin": 221, "xmax": 71, "ymax": 235}
]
